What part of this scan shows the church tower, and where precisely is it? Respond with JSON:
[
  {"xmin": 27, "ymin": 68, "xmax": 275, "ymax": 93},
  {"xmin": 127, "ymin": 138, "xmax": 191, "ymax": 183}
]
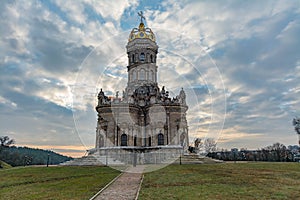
[
  {"xmin": 94, "ymin": 13, "xmax": 189, "ymax": 164},
  {"xmin": 125, "ymin": 19, "xmax": 158, "ymax": 96}
]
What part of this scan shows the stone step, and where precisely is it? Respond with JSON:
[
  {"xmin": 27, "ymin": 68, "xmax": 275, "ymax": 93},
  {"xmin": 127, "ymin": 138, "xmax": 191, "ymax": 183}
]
[{"xmin": 59, "ymin": 154, "xmax": 125, "ymax": 166}]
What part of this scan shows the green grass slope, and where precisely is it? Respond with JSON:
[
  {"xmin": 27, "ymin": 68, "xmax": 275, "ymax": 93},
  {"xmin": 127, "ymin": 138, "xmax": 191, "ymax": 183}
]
[
  {"xmin": 139, "ymin": 162, "xmax": 300, "ymax": 200},
  {"xmin": 0, "ymin": 166, "xmax": 120, "ymax": 200}
]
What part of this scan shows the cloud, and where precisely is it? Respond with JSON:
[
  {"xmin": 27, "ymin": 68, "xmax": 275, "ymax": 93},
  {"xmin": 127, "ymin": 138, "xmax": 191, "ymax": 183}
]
[{"xmin": 1, "ymin": 0, "xmax": 300, "ymax": 157}]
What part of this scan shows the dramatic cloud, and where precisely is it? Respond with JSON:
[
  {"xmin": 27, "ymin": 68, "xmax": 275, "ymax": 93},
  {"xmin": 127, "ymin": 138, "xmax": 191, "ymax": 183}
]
[{"xmin": 1, "ymin": 0, "xmax": 299, "ymax": 157}]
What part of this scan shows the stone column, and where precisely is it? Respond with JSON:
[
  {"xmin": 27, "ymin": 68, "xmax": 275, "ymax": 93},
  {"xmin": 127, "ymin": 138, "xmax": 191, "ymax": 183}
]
[
  {"xmin": 177, "ymin": 128, "xmax": 181, "ymax": 146},
  {"xmin": 131, "ymin": 124, "xmax": 134, "ymax": 146},
  {"xmin": 95, "ymin": 128, "xmax": 100, "ymax": 149},
  {"xmin": 167, "ymin": 111, "xmax": 170, "ymax": 145},
  {"xmin": 127, "ymin": 125, "xmax": 130, "ymax": 146},
  {"xmin": 104, "ymin": 126, "xmax": 108, "ymax": 147},
  {"xmin": 150, "ymin": 126, "xmax": 154, "ymax": 146},
  {"xmin": 141, "ymin": 113, "xmax": 146, "ymax": 146},
  {"xmin": 185, "ymin": 127, "xmax": 189, "ymax": 149},
  {"xmin": 100, "ymin": 129, "xmax": 105, "ymax": 147},
  {"xmin": 114, "ymin": 123, "xmax": 117, "ymax": 146},
  {"xmin": 154, "ymin": 127, "xmax": 158, "ymax": 146}
]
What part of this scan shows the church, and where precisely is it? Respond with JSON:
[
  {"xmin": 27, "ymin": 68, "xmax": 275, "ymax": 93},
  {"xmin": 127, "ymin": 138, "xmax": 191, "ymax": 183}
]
[{"xmin": 93, "ymin": 15, "xmax": 189, "ymax": 165}]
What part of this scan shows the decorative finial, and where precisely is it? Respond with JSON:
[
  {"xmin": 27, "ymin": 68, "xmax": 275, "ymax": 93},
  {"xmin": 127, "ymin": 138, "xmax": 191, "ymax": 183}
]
[{"xmin": 138, "ymin": 11, "xmax": 145, "ymax": 24}]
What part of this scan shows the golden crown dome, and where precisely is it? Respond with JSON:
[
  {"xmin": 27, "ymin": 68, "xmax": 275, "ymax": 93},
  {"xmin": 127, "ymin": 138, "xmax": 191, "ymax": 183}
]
[{"xmin": 128, "ymin": 22, "xmax": 156, "ymax": 42}]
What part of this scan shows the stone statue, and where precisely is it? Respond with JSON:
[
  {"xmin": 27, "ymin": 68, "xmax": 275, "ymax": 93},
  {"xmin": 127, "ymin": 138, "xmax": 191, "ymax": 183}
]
[
  {"xmin": 98, "ymin": 88, "xmax": 105, "ymax": 104},
  {"xmin": 179, "ymin": 88, "xmax": 186, "ymax": 105}
]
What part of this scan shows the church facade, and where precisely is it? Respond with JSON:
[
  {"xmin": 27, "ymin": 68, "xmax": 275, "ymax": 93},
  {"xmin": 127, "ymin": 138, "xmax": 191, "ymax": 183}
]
[{"xmin": 93, "ymin": 18, "xmax": 189, "ymax": 164}]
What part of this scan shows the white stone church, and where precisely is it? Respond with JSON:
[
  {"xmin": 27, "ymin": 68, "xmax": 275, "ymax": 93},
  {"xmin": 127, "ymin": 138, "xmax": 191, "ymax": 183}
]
[{"xmin": 68, "ymin": 17, "xmax": 190, "ymax": 166}]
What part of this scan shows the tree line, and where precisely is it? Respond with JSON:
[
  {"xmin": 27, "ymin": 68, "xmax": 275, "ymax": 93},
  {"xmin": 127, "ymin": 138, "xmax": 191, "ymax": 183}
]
[
  {"xmin": 207, "ymin": 142, "xmax": 299, "ymax": 162},
  {"xmin": 189, "ymin": 138, "xmax": 299, "ymax": 162},
  {"xmin": 0, "ymin": 136, "xmax": 72, "ymax": 167}
]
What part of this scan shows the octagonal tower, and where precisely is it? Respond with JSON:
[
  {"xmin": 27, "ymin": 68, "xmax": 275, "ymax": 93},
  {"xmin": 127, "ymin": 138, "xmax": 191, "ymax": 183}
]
[{"xmin": 126, "ymin": 22, "xmax": 158, "ymax": 94}]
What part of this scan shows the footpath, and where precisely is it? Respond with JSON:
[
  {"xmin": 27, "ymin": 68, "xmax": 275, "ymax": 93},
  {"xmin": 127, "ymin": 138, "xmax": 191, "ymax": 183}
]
[{"xmin": 92, "ymin": 165, "xmax": 145, "ymax": 200}]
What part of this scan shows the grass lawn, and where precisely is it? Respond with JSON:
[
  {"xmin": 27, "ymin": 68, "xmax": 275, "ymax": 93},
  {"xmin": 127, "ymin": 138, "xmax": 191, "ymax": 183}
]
[
  {"xmin": 0, "ymin": 166, "xmax": 120, "ymax": 200},
  {"xmin": 139, "ymin": 162, "xmax": 300, "ymax": 200}
]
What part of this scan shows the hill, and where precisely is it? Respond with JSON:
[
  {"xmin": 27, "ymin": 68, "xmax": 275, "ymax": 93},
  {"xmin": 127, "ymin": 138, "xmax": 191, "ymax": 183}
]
[
  {"xmin": 0, "ymin": 146, "xmax": 72, "ymax": 167},
  {"xmin": 139, "ymin": 162, "xmax": 300, "ymax": 199},
  {"xmin": 0, "ymin": 163, "xmax": 299, "ymax": 199},
  {"xmin": 0, "ymin": 166, "xmax": 119, "ymax": 200}
]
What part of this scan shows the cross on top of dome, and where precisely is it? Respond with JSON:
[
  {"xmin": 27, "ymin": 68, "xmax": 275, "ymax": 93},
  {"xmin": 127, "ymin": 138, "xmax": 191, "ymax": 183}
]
[
  {"xmin": 138, "ymin": 11, "xmax": 145, "ymax": 24},
  {"xmin": 128, "ymin": 11, "xmax": 156, "ymax": 42}
]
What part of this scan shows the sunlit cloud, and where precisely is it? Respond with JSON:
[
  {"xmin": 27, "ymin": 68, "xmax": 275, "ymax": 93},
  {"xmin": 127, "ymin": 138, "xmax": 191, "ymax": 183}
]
[{"xmin": 1, "ymin": 0, "xmax": 300, "ymax": 157}]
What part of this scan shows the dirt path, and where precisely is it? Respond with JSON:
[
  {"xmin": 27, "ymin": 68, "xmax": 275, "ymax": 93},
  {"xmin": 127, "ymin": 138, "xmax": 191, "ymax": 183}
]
[{"xmin": 93, "ymin": 165, "xmax": 145, "ymax": 200}]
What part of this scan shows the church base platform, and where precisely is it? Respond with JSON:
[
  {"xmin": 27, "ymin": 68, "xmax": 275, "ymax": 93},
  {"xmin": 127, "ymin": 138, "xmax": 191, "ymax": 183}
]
[{"xmin": 89, "ymin": 145, "xmax": 184, "ymax": 165}]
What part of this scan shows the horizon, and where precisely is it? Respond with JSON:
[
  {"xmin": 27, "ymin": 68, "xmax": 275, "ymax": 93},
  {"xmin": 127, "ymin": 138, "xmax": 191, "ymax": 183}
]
[
  {"xmin": 1, "ymin": 0, "xmax": 300, "ymax": 157},
  {"xmin": 6, "ymin": 142, "xmax": 299, "ymax": 159}
]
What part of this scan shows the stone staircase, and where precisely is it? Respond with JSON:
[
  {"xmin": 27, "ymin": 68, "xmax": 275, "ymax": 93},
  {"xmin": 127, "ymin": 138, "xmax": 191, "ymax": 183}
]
[
  {"xmin": 59, "ymin": 154, "xmax": 125, "ymax": 166},
  {"xmin": 59, "ymin": 153, "xmax": 222, "ymax": 166}
]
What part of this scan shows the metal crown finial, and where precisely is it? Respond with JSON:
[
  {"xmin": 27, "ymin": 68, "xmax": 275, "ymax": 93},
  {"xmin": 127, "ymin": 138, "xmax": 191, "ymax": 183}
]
[{"xmin": 138, "ymin": 11, "xmax": 145, "ymax": 24}]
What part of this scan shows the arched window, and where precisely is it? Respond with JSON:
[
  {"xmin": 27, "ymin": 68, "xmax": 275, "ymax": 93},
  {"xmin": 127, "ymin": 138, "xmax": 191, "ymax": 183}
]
[
  {"xmin": 149, "ymin": 70, "xmax": 154, "ymax": 81},
  {"xmin": 132, "ymin": 54, "xmax": 135, "ymax": 63},
  {"xmin": 121, "ymin": 133, "xmax": 127, "ymax": 146},
  {"xmin": 180, "ymin": 133, "xmax": 185, "ymax": 146},
  {"xmin": 150, "ymin": 54, "xmax": 153, "ymax": 63},
  {"xmin": 158, "ymin": 133, "xmax": 164, "ymax": 145},
  {"xmin": 139, "ymin": 69, "xmax": 145, "ymax": 80},
  {"xmin": 134, "ymin": 136, "xmax": 137, "ymax": 146},
  {"xmin": 152, "ymin": 71, "xmax": 154, "ymax": 81},
  {"xmin": 132, "ymin": 69, "xmax": 136, "ymax": 80},
  {"xmin": 99, "ymin": 135, "xmax": 104, "ymax": 147},
  {"xmin": 148, "ymin": 136, "xmax": 151, "ymax": 146},
  {"xmin": 140, "ymin": 53, "xmax": 145, "ymax": 61}
]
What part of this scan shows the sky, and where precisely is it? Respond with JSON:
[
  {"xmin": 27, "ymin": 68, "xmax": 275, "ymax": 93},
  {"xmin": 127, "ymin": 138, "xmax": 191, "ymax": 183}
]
[{"xmin": 1, "ymin": 0, "xmax": 300, "ymax": 157}]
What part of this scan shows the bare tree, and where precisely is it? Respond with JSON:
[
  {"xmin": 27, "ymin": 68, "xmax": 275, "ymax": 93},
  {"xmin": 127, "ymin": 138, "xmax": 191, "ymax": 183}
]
[
  {"xmin": 264, "ymin": 142, "xmax": 287, "ymax": 161},
  {"xmin": 194, "ymin": 138, "xmax": 202, "ymax": 148},
  {"xmin": 293, "ymin": 117, "xmax": 300, "ymax": 134},
  {"xmin": 293, "ymin": 117, "xmax": 300, "ymax": 147},
  {"xmin": 204, "ymin": 138, "xmax": 217, "ymax": 153},
  {"xmin": 0, "ymin": 136, "xmax": 15, "ymax": 147}
]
